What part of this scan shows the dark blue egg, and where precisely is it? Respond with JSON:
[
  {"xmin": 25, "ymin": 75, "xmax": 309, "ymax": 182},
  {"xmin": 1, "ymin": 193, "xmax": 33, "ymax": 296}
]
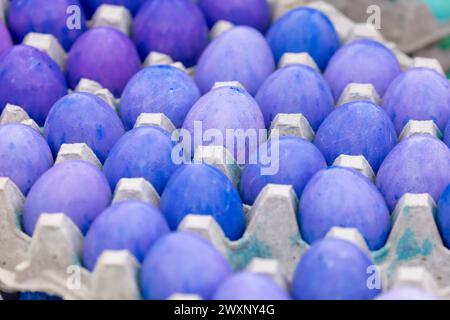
[
  {"xmin": 83, "ymin": 201, "xmax": 170, "ymax": 270},
  {"xmin": 0, "ymin": 45, "xmax": 68, "ymax": 126},
  {"xmin": 292, "ymin": 238, "xmax": 380, "ymax": 300},
  {"xmin": 240, "ymin": 137, "xmax": 327, "ymax": 205},
  {"xmin": 120, "ymin": 65, "xmax": 201, "ymax": 130},
  {"xmin": 299, "ymin": 167, "xmax": 390, "ymax": 250},
  {"xmin": 314, "ymin": 101, "xmax": 397, "ymax": 171},
  {"xmin": 44, "ymin": 93, "xmax": 125, "ymax": 163},
  {"xmin": 255, "ymin": 64, "xmax": 334, "ymax": 130},
  {"xmin": 140, "ymin": 232, "xmax": 232, "ymax": 299},
  {"xmin": 19, "ymin": 291, "xmax": 62, "ymax": 300},
  {"xmin": 160, "ymin": 163, "xmax": 246, "ymax": 241},
  {"xmin": 103, "ymin": 126, "xmax": 178, "ymax": 194},
  {"xmin": 266, "ymin": 7, "xmax": 339, "ymax": 70}
]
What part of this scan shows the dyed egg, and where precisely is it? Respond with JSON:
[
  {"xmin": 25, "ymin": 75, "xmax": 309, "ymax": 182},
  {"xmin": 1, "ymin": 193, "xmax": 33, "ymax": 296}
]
[
  {"xmin": 376, "ymin": 286, "xmax": 439, "ymax": 300},
  {"xmin": 292, "ymin": 238, "xmax": 380, "ymax": 300},
  {"xmin": 324, "ymin": 39, "xmax": 401, "ymax": 100},
  {"xmin": 198, "ymin": 0, "xmax": 270, "ymax": 33},
  {"xmin": 23, "ymin": 161, "xmax": 112, "ymax": 235},
  {"xmin": 8, "ymin": 0, "xmax": 87, "ymax": 50},
  {"xmin": 255, "ymin": 64, "xmax": 334, "ymax": 130},
  {"xmin": 181, "ymin": 86, "xmax": 266, "ymax": 165},
  {"xmin": 195, "ymin": 26, "xmax": 275, "ymax": 95},
  {"xmin": 119, "ymin": 65, "xmax": 201, "ymax": 130},
  {"xmin": 81, "ymin": 0, "xmax": 145, "ymax": 17},
  {"xmin": 212, "ymin": 273, "xmax": 290, "ymax": 300},
  {"xmin": 0, "ymin": 21, "xmax": 12, "ymax": 56},
  {"xmin": 20, "ymin": 292, "xmax": 62, "ymax": 300},
  {"xmin": 0, "ymin": 124, "xmax": 53, "ymax": 195},
  {"xmin": 266, "ymin": 7, "xmax": 339, "ymax": 70},
  {"xmin": 314, "ymin": 101, "xmax": 397, "ymax": 171},
  {"xmin": 240, "ymin": 137, "xmax": 327, "ymax": 205},
  {"xmin": 140, "ymin": 232, "xmax": 232, "ymax": 300},
  {"xmin": 103, "ymin": 126, "xmax": 178, "ymax": 193},
  {"xmin": 382, "ymin": 68, "xmax": 450, "ymax": 134},
  {"xmin": 83, "ymin": 201, "xmax": 170, "ymax": 270},
  {"xmin": 44, "ymin": 93, "xmax": 125, "ymax": 163},
  {"xmin": 376, "ymin": 135, "xmax": 450, "ymax": 211},
  {"xmin": 0, "ymin": 45, "xmax": 68, "ymax": 126},
  {"xmin": 436, "ymin": 184, "xmax": 450, "ymax": 248},
  {"xmin": 132, "ymin": 0, "xmax": 208, "ymax": 67},
  {"xmin": 67, "ymin": 27, "xmax": 141, "ymax": 97},
  {"xmin": 299, "ymin": 167, "xmax": 390, "ymax": 250},
  {"xmin": 160, "ymin": 164, "xmax": 246, "ymax": 241}
]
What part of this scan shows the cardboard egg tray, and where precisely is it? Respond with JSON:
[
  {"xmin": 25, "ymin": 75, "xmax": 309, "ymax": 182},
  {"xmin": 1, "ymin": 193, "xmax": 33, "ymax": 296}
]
[{"xmin": 1, "ymin": 0, "xmax": 449, "ymax": 300}]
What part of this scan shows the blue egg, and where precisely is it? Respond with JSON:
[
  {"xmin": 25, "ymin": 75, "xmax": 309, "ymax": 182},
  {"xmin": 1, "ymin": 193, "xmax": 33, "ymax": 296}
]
[
  {"xmin": 266, "ymin": 7, "xmax": 339, "ymax": 70},
  {"xmin": 120, "ymin": 65, "xmax": 201, "ymax": 130},
  {"xmin": 376, "ymin": 135, "xmax": 450, "ymax": 212},
  {"xmin": 83, "ymin": 201, "xmax": 170, "ymax": 270},
  {"xmin": 44, "ymin": 93, "xmax": 125, "ymax": 163},
  {"xmin": 103, "ymin": 126, "xmax": 178, "ymax": 194},
  {"xmin": 292, "ymin": 238, "xmax": 380, "ymax": 300},
  {"xmin": 314, "ymin": 101, "xmax": 397, "ymax": 171},
  {"xmin": 160, "ymin": 163, "xmax": 246, "ymax": 241},
  {"xmin": 240, "ymin": 137, "xmax": 327, "ymax": 205},
  {"xmin": 19, "ymin": 291, "xmax": 62, "ymax": 300},
  {"xmin": 299, "ymin": 167, "xmax": 391, "ymax": 250},
  {"xmin": 325, "ymin": 39, "xmax": 401, "ymax": 100},
  {"xmin": 383, "ymin": 68, "xmax": 450, "ymax": 134},
  {"xmin": 255, "ymin": 65, "xmax": 334, "ymax": 130},
  {"xmin": 195, "ymin": 26, "xmax": 275, "ymax": 95},
  {"xmin": 435, "ymin": 184, "xmax": 450, "ymax": 248},
  {"xmin": 0, "ymin": 124, "xmax": 53, "ymax": 195},
  {"xmin": 212, "ymin": 272, "xmax": 290, "ymax": 300},
  {"xmin": 140, "ymin": 232, "xmax": 232, "ymax": 299}
]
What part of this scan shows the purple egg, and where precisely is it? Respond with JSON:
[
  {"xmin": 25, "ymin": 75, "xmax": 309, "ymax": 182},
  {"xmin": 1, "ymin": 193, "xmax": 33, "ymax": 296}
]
[
  {"xmin": 43, "ymin": 92, "xmax": 125, "ymax": 163},
  {"xmin": 382, "ymin": 68, "xmax": 450, "ymax": 134},
  {"xmin": 198, "ymin": 0, "xmax": 270, "ymax": 32},
  {"xmin": 132, "ymin": 0, "xmax": 208, "ymax": 67},
  {"xmin": 324, "ymin": 39, "xmax": 402, "ymax": 100},
  {"xmin": 299, "ymin": 167, "xmax": 391, "ymax": 250},
  {"xmin": 376, "ymin": 287, "xmax": 439, "ymax": 300},
  {"xmin": 140, "ymin": 232, "xmax": 232, "ymax": 300},
  {"xmin": 81, "ymin": 0, "xmax": 145, "ymax": 17},
  {"xmin": 0, "ymin": 45, "xmax": 68, "ymax": 126},
  {"xmin": 160, "ymin": 163, "xmax": 246, "ymax": 241},
  {"xmin": 255, "ymin": 65, "xmax": 334, "ymax": 130},
  {"xmin": 23, "ymin": 161, "xmax": 112, "ymax": 235},
  {"xmin": 314, "ymin": 101, "xmax": 398, "ymax": 171},
  {"xmin": 195, "ymin": 26, "xmax": 275, "ymax": 95},
  {"xmin": 376, "ymin": 135, "xmax": 450, "ymax": 212},
  {"xmin": 103, "ymin": 126, "xmax": 178, "ymax": 194},
  {"xmin": 292, "ymin": 238, "xmax": 381, "ymax": 300},
  {"xmin": 83, "ymin": 201, "xmax": 170, "ymax": 270},
  {"xmin": 240, "ymin": 137, "xmax": 327, "ymax": 205},
  {"xmin": 67, "ymin": 27, "xmax": 141, "ymax": 97},
  {"xmin": 8, "ymin": 0, "xmax": 87, "ymax": 51},
  {"xmin": 266, "ymin": 7, "xmax": 340, "ymax": 70},
  {"xmin": 0, "ymin": 124, "xmax": 53, "ymax": 195},
  {"xmin": 182, "ymin": 86, "xmax": 266, "ymax": 165},
  {"xmin": 212, "ymin": 272, "xmax": 290, "ymax": 300},
  {"xmin": 119, "ymin": 65, "xmax": 200, "ymax": 130},
  {"xmin": 0, "ymin": 21, "xmax": 12, "ymax": 56}
]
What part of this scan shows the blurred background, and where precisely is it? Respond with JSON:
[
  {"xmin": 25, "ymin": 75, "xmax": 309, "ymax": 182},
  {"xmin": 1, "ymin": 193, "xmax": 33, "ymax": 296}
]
[{"xmin": 271, "ymin": 0, "xmax": 450, "ymax": 78}]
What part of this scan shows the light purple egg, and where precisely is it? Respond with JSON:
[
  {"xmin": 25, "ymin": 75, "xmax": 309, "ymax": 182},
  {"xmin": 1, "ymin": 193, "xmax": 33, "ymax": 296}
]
[
  {"xmin": 181, "ymin": 86, "xmax": 266, "ymax": 165},
  {"xmin": 324, "ymin": 39, "xmax": 402, "ymax": 101},
  {"xmin": 23, "ymin": 161, "xmax": 112, "ymax": 235},
  {"xmin": 382, "ymin": 68, "xmax": 450, "ymax": 134},
  {"xmin": 0, "ymin": 21, "xmax": 12, "ymax": 56},
  {"xmin": 376, "ymin": 287, "xmax": 439, "ymax": 300},
  {"xmin": 376, "ymin": 135, "xmax": 450, "ymax": 212},
  {"xmin": 67, "ymin": 27, "xmax": 141, "ymax": 97},
  {"xmin": 132, "ymin": 0, "xmax": 208, "ymax": 67},
  {"xmin": 0, "ymin": 124, "xmax": 53, "ymax": 195},
  {"xmin": 195, "ymin": 26, "xmax": 275, "ymax": 95},
  {"xmin": 0, "ymin": 45, "xmax": 68, "ymax": 126}
]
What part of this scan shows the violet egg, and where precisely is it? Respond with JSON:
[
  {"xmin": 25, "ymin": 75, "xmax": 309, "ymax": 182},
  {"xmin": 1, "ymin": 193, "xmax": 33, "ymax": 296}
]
[{"xmin": 0, "ymin": 21, "xmax": 12, "ymax": 56}]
